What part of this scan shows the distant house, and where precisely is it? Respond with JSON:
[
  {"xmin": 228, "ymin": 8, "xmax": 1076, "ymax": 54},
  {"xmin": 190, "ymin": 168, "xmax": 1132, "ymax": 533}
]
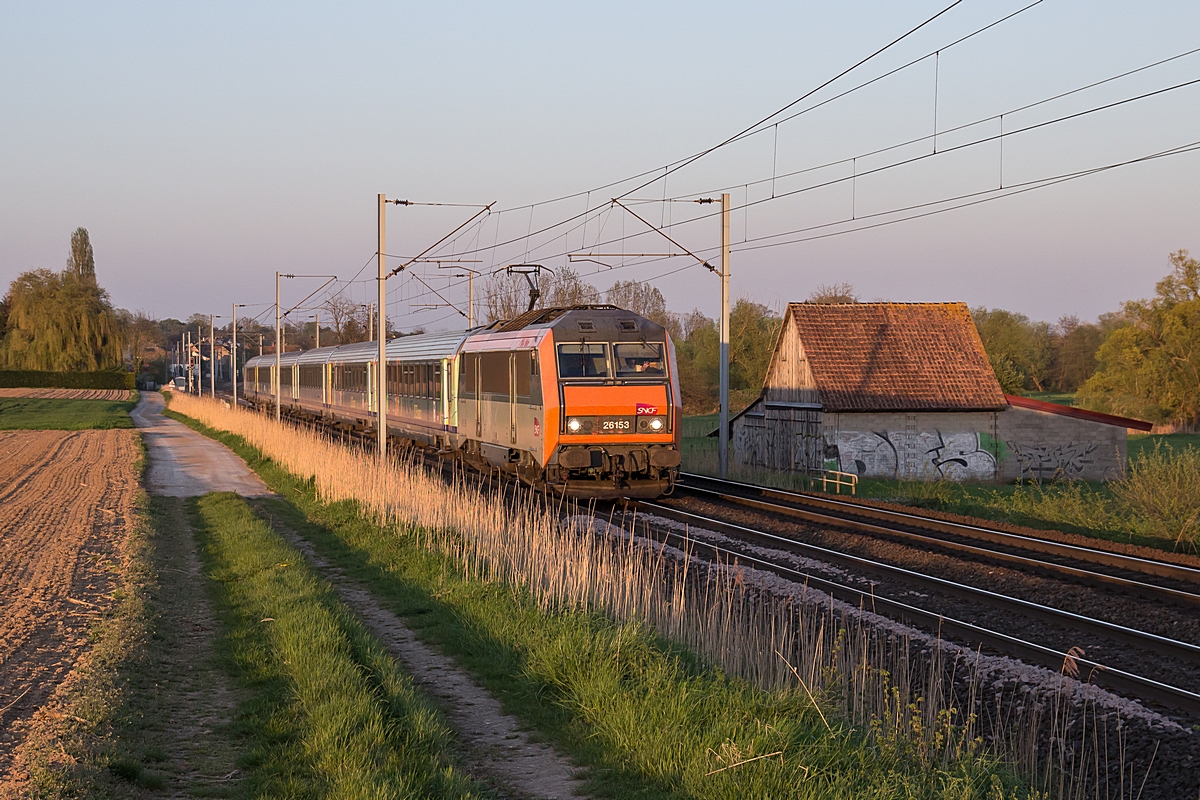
[{"xmin": 723, "ymin": 302, "xmax": 1150, "ymax": 482}]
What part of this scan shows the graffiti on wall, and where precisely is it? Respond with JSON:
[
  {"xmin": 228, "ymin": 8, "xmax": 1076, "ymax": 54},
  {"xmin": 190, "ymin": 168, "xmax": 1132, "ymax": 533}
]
[
  {"xmin": 823, "ymin": 430, "xmax": 999, "ymax": 480},
  {"xmin": 1007, "ymin": 440, "xmax": 1098, "ymax": 479}
]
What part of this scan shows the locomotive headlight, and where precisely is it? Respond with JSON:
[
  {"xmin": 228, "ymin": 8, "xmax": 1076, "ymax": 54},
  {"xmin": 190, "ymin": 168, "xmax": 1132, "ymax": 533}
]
[
  {"xmin": 638, "ymin": 415, "xmax": 667, "ymax": 433},
  {"xmin": 567, "ymin": 417, "xmax": 583, "ymax": 433}
]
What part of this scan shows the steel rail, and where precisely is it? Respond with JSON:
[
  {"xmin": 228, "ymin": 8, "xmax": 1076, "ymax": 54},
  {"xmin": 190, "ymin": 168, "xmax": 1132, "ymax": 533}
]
[
  {"xmin": 674, "ymin": 480, "xmax": 1200, "ymax": 609},
  {"xmin": 634, "ymin": 501, "xmax": 1200, "ymax": 668},
  {"xmin": 678, "ymin": 472, "xmax": 1200, "ymax": 585},
  {"xmin": 616, "ymin": 507, "xmax": 1200, "ymax": 718}
]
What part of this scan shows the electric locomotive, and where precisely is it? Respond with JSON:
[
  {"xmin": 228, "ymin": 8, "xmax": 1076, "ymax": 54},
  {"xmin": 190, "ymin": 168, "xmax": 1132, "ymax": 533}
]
[{"xmin": 241, "ymin": 305, "xmax": 681, "ymax": 498}]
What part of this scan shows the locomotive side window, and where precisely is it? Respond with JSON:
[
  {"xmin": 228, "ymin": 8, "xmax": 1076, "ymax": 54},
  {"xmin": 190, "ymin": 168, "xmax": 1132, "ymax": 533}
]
[
  {"xmin": 557, "ymin": 343, "xmax": 609, "ymax": 378},
  {"xmin": 479, "ymin": 351, "xmax": 510, "ymax": 396},
  {"xmin": 614, "ymin": 343, "xmax": 665, "ymax": 377},
  {"xmin": 515, "ymin": 353, "xmax": 529, "ymax": 399}
]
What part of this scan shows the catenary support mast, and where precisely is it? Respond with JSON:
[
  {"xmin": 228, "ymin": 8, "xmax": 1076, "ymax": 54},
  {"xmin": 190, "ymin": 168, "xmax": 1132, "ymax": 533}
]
[
  {"xmin": 719, "ymin": 192, "xmax": 731, "ymax": 479},
  {"xmin": 378, "ymin": 194, "xmax": 388, "ymax": 461}
]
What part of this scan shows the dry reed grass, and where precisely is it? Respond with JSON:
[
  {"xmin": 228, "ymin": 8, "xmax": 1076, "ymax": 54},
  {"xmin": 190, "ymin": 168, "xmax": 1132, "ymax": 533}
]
[{"xmin": 169, "ymin": 394, "xmax": 1165, "ymax": 797}]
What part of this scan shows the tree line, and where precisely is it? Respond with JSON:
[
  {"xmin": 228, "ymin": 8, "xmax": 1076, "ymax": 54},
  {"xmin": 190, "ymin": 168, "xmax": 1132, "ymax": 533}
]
[{"xmin": 3, "ymin": 230, "xmax": 1195, "ymax": 430}]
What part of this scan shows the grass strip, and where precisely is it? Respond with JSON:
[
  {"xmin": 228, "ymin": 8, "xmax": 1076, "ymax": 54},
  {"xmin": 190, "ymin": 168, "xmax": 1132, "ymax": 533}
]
[
  {"xmin": 189, "ymin": 491, "xmax": 487, "ymax": 799},
  {"xmin": 0, "ymin": 397, "xmax": 136, "ymax": 429},
  {"xmin": 169, "ymin": 407, "xmax": 1030, "ymax": 799}
]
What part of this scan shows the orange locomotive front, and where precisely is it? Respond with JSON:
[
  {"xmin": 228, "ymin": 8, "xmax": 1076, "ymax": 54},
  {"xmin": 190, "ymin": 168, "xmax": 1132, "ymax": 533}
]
[{"xmin": 455, "ymin": 305, "xmax": 681, "ymax": 499}]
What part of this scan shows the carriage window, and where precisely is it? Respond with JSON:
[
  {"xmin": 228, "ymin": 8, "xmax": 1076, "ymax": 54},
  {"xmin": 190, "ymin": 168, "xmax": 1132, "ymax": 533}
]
[
  {"xmin": 459, "ymin": 355, "xmax": 477, "ymax": 397},
  {"xmin": 557, "ymin": 343, "xmax": 609, "ymax": 378},
  {"xmin": 614, "ymin": 343, "xmax": 665, "ymax": 377}
]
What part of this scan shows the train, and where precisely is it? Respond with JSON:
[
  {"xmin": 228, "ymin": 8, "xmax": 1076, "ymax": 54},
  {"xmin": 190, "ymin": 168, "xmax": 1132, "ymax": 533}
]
[{"xmin": 241, "ymin": 305, "xmax": 682, "ymax": 498}]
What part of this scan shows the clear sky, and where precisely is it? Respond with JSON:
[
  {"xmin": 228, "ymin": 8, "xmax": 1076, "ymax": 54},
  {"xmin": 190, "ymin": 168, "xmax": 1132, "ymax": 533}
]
[{"xmin": 2, "ymin": 1, "xmax": 1198, "ymax": 330}]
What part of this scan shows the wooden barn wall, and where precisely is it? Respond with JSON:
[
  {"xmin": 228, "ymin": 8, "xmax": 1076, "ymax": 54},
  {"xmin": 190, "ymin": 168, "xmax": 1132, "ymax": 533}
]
[
  {"xmin": 763, "ymin": 314, "xmax": 820, "ymax": 405},
  {"xmin": 732, "ymin": 400, "xmax": 823, "ymax": 473}
]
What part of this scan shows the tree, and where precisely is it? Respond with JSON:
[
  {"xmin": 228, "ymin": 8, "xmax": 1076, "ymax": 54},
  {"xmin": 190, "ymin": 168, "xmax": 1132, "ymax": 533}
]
[
  {"xmin": 1078, "ymin": 250, "xmax": 1200, "ymax": 430},
  {"xmin": 806, "ymin": 282, "xmax": 860, "ymax": 304},
  {"xmin": 322, "ymin": 294, "xmax": 370, "ymax": 344},
  {"xmin": 120, "ymin": 310, "xmax": 162, "ymax": 371},
  {"xmin": 68, "ymin": 227, "xmax": 96, "ymax": 285},
  {"xmin": 0, "ymin": 228, "xmax": 123, "ymax": 371},
  {"xmin": 971, "ymin": 307, "xmax": 1054, "ymax": 393},
  {"xmin": 1049, "ymin": 315, "xmax": 1104, "ymax": 392},
  {"xmin": 670, "ymin": 301, "xmax": 781, "ymax": 414},
  {"xmin": 729, "ymin": 299, "xmax": 782, "ymax": 409}
]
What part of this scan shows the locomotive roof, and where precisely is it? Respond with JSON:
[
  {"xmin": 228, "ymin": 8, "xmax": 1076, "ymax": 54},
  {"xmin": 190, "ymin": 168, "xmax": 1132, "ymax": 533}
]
[{"xmin": 489, "ymin": 305, "xmax": 667, "ymax": 340}]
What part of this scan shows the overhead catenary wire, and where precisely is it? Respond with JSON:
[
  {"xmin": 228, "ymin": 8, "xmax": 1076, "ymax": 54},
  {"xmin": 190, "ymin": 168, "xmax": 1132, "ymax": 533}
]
[
  {"xmin": 419, "ymin": 136, "xmax": 1200, "ymax": 319},
  {"xmin": 636, "ymin": 43, "xmax": 1200, "ymax": 205},
  {"xmin": 477, "ymin": 74, "xmax": 1200, "ymax": 267},
  {"xmin": 424, "ymin": 0, "xmax": 1039, "ymax": 264},
  {"xmin": 333, "ymin": 14, "xmax": 1192, "ymax": 332}
]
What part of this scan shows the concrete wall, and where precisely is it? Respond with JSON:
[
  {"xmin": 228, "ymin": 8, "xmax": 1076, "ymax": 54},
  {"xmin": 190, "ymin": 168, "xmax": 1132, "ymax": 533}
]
[
  {"xmin": 995, "ymin": 405, "xmax": 1126, "ymax": 482},
  {"xmin": 731, "ymin": 404, "xmax": 1127, "ymax": 482}
]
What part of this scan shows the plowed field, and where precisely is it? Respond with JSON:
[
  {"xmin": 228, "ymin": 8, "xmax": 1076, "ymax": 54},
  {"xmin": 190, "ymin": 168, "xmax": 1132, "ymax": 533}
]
[
  {"xmin": 0, "ymin": 430, "xmax": 139, "ymax": 776},
  {"xmin": 0, "ymin": 388, "xmax": 132, "ymax": 401}
]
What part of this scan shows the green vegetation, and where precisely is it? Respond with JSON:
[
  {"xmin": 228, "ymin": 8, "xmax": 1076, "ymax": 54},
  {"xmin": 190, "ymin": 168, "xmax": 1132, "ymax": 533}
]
[
  {"xmin": 0, "ymin": 397, "xmax": 136, "ymax": 430},
  {"xmin": 1022, "ymin": 392, "xmax": 1075, "ymax": 407},
  {"xmin": 1129, "ymin": 432, "xmax": 1200, "ymax": 459},
  {"xmin": 189, "ymin": 492, "xmax": 485, "ymax": 798},
  {"xmin": 1078, "ymin": 250, "xmax": 1200, "ymax": 430},
  {"xmin": 1, "ymin": 228, "xmax": 125, "ymax": 371},
  {"xmin": 168, "ymin": 408, "xmax": 1032, "ymax": 799},
  {"xmin": 0, "ymin": 368, "xmax": 135, "ymax": 389}
]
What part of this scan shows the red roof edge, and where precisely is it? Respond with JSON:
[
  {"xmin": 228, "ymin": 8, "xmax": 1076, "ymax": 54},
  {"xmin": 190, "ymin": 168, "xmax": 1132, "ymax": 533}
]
[{"xmin": 1004, "ymin": 394, "xmax": 1153, "ymax": 432}]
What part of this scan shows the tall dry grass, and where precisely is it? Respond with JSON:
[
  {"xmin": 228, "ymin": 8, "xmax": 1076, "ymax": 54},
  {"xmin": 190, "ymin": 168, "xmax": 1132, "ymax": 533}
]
[{"xmin": 169, "ymin": 394, "xmax": 1157, "ymax": 796}]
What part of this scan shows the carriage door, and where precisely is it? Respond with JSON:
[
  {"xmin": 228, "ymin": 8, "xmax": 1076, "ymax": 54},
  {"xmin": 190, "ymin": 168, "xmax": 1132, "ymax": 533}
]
[
  {"xmin": 509, "ymin": 353, "xmax": 517, "ymax": 444},
  {"xmin": 474, "ymin": 355, "xmax": 482, "ymax": 438}
]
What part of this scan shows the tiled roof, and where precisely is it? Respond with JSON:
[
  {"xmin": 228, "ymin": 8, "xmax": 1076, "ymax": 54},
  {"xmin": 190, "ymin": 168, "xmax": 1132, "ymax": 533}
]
[{"xmin": 787, "ymin": 302, "xmax": 1006, "ymax": 412}]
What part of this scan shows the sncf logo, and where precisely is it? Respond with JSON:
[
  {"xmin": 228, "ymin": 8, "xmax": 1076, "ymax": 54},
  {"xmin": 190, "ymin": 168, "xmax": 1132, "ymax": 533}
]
[{"xmin": 635, "ymin": 403, "xmax": 658, "ymax": 415}]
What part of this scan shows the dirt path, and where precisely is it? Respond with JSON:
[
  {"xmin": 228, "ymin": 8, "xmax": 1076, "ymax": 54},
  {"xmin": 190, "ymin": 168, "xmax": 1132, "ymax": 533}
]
[
  {"xmin": 254, "ymin": 502, "xmax": 587, "ymax": 800},
  {"xmin": 0, "ymin": 388, "xmax": 132, "ymax": 401},
  {"xmin": 91, "ymin": 497, "xmax": 245, "ymax": 797},
  {"xmin": 133, "ymin": 392, "xmax": 272, "ymax": 497},
  {"xmin": 0, "ymin": 429, "xmax": 139, "ymax": 779}
]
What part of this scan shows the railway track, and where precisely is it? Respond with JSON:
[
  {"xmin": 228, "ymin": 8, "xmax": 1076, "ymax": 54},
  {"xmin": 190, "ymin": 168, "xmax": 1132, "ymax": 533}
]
[
  {"xmin": 674, "ymin": 472, "xmax": 1200, "ymax": 606},
  {"xmin": 624, "ymin": 487, "xmax": 1200, "ymax": 718}
]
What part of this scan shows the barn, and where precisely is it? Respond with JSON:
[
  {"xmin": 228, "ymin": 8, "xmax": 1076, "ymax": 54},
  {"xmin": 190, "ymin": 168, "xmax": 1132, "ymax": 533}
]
[{"xmin": 725, "ymin": 302, "xmax": 1151, "ymax": 482}]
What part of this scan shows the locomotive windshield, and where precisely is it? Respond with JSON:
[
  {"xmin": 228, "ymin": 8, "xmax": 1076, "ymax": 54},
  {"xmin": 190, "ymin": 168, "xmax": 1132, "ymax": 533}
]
[
  {"xmin": 614, "ymin": 343, "xmax": 665, "ymax": 377},
  {"xmin": 557, "ymin": 343, "xmax": 609, "ymax": 378}
]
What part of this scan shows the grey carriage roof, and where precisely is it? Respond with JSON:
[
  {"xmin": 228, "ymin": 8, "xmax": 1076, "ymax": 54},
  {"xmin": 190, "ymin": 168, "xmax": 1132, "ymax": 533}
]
[
  {"xmin": 386, "ymin": 329, "xmax": 472, "ymax": 361},
  {"xmin": 243, "ymin": 330, "xmax": 471, "ymax": 369}
]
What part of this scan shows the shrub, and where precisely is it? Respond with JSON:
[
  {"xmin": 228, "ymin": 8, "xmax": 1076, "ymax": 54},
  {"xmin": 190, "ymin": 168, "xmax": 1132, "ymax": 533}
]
[
  {"xmin": 1111, "ymin": 443, "xmax": 1200, "ymax": 551},
  {"xmin": 0, "ymin": 368, "xmax": 135, "ymax": 390}
]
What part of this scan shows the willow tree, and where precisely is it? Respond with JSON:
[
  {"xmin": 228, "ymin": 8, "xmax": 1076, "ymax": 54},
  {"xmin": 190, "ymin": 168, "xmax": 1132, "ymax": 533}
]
[{"xmin": 0, "ymin": 228, "xmax": 124, "ymax": 370}]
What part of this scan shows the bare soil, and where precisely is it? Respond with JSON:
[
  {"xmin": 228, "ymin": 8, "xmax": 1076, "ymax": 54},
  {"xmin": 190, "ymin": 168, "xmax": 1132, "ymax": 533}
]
[
  {"xmin": 0, "ymin": 388, "xmax": 133, "ymax": 401},
  {"xmin": 0, "ymin": 430, "xmax": 139, "ymax": 789}
]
